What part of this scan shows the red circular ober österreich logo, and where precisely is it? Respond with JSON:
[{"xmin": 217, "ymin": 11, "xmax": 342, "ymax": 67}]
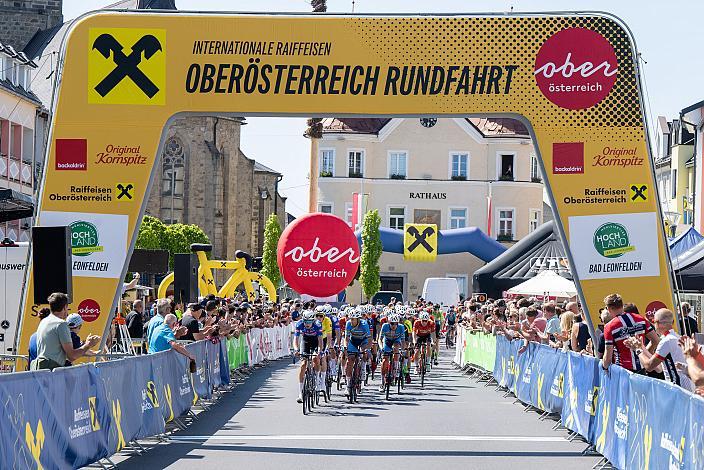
[
  {"xmin": 277, "ymin": 213, "xmax": 360, "ymax": 298},
  {"xmin": 534, "ymin": 27, "xmax": 618, "ymax": 110},
  {"xmin": 77, "ymin": 299, "xmax": 101, "ymax": 322},
  {"xmin": 645, "ymin": 301, "xmax": 667, "ymax": 318}
]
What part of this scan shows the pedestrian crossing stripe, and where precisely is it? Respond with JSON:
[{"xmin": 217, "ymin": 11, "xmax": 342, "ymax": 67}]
[{"xmin": 403, "ymin": 223, "xmax": 438, "ymax": 262}]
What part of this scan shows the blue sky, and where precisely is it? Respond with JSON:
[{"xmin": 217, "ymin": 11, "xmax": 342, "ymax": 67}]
[{"xmin": 64, "ymin": 0, "xmax": 704, "ymax": 215}]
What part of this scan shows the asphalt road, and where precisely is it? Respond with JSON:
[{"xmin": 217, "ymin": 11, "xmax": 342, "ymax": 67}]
[{"xmin": 117, "ymin": 348, "xmax": 601, "ymax": 470}]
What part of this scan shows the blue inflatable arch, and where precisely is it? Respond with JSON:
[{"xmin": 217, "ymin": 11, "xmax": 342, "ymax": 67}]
[{"xmin": 355, "ymin": 226, "xmax": 506, "ymax": 263}]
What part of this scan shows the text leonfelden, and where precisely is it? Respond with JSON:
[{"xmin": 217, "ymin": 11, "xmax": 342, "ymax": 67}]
[{"xmin": 185, "ymin": 61, "xmax": 519, "ymax": 96}]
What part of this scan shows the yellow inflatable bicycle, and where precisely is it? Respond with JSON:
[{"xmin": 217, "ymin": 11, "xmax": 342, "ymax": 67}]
[{"xmin": 157, "ymin": 244, "xmax": 277, "ymax": 302}]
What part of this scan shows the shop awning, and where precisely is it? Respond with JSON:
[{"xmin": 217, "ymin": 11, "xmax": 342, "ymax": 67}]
[{"xmin": 0, "ymin": 188, "xmax": 34, "ymax": 223}]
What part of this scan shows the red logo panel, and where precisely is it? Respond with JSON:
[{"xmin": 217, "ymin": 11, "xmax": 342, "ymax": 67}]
[
  {"xmin": 55, "ymin": 139, "xmax": 87, "ymax": 171},
  {"xmin": 535, "ymin": 28, "xmax": 618, "ymax": 110},
  {"xmin": 77, "ymin": 299, "xmax": 101, "ymax": 322},
  {"xmin": 553, "ymin": 142, "xmax": 584, "ymax": 174}
]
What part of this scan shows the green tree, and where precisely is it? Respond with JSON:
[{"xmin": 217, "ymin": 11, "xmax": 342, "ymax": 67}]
[
  {"xmin": 360, "ymin": 209, "xmax": 382, "ymax": 300},
  {"xmin": 135, "ymin": 216, "xmax": 210, "ymax": 269},
  {"xmin": 261, "ymin": 214, "xmax": 282, "ymax": 287}
]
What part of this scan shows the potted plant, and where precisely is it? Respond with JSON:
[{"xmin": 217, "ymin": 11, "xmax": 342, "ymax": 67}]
[
  {"xmin": 531, "ymin": 176, "xmax": 542, "ymax": 183},
  {"xmin": 451, "ymin": 175, "xmax": 467, "ymax": 181},
  {"xmin": 499, "ymin": 174, "xmax": 514, "ymax": 182},
  {"xmin": 390, "ymin": 173, "xmax": 406, "ymax": 180},
  {"xmin": 319, "ymin": 171, "xmax": 333, "ymax": 177},
  {"xmin": 497, "ymin": 233, "xmax": 513, "ymax": 242},
  {"xmin": 348, "ymin": 172, "xmax": 363, "ymax": 178}
]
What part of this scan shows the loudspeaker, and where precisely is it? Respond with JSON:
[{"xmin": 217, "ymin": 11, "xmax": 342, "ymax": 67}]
[
  {"xmin": 173, "ymin": 253, "xmax": 198, "ymax": 305},
  {"xmin": 32, "ymin": 226, "xmax": 72, "ymax": 304}
]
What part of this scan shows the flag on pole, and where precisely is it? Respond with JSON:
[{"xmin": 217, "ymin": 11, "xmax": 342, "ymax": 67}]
[
  {"xmin": 351, "ymin": 193, "xmax": 368, "ymax": 230},
  {"xmin": 486, "ymin": 193, "xmax": 492, "ymax": 236}
]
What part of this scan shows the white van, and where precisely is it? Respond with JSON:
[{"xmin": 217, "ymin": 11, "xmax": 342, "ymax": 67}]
[
  {"xmin": 1, "ymin": 241, "xmax": 29, "ymax": 355},
  {"xmin": 422, "ymin": 278, "xmax": 460, "ymax": 307}
]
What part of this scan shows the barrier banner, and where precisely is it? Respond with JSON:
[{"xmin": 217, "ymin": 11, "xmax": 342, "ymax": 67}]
[
  {"xmin": 227, "ymin": 335, "xmax": 248, "ymax": 369},
  {"xmin": 96, "ymin": 356, "xmax": 154, "ymax": 453},
  {"xmin": 454, "ymin": 328, "xmax": 465, "ymax": 365},
  {"xmin": 592, "ymin": 364, "xmax": 630, "ymax": 469},
  {"xmin": 262, "ymin": 328, "xmax": 274, "ymax": 360},
  {"xmin": 206, "ymin": 340, "xmax": 223, "ymax": 390},
  {"xmin": 187, "ymin": 341, "xmax": 211, "ymax": 400},
  {"xmin": 515, "ymin": 342, "xmax": 536, "ymax": 405},
  {"xmin": 561, "ymin": 352, "xmax": 601, "ymax": 441},
  {"xmin": 462, "ymin": 330, "xmax": 496, "ymax": 372},
  {"xmin": 247, "ymin": 328, "xmax": 263, "ymax": 366},
  {"xmin": 530, "ymin": 345, "xmax": 565, "ymax": 414},
  {"xmin": 0, "ymin": 366, "xmax": 111, "ymax": 469},
  {"xmin": 163, "ymin": 349, "xmax": 195, "ymax": 418},
  {"xmin": 685, "ymin": 393, "xmax": 704, "ymax": 469},
  {"xmin": 219, "ymin": 340, "xmax": 231, "ymax": 385}
]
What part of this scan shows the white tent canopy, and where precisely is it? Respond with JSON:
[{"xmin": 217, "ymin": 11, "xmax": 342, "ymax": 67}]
[{"xmin": 505, "ymin": 270, "xmax": 577, "ymax": 299}]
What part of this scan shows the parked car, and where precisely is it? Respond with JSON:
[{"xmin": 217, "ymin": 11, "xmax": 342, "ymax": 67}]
[{"xmin": 371, "ymin": 290, "xmax": 403, "ymax": 306}]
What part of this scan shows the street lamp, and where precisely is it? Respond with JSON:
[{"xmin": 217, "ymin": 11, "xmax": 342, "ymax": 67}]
[
  {"xmin": 663, "ymin": 211, "xmax": 680, "ymax": 237},
  {"xmin": 258, "ymin": 187, "xmax": 271, "ymax": 256}
]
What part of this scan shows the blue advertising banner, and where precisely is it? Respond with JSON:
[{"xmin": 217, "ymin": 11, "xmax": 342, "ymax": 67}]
[
  {"xmin": 187, "ymin": 341, "xmax": 211, "ymax": 401},
  {"xmin": 206, "ymin": 340, "xmax": 223, "ymax": 390},
  {"xmin": 593, "ymin": 364, "xmax": 631, "ymax": 470}
]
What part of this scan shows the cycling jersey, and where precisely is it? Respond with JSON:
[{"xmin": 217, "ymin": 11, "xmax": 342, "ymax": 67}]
[
  {"xmin": 320, "ymin": 316, "xmax": 333, "ymax": 337},
  {"xmin": 328, "ymin": 314, "xmax": 340, "ymax": 341},
  {"xmin": 603, "ymin": 312, "xmax": 654, "ymax": 371},
  {"xmin": 654, "ymin": 330, "xmax": 695, "ymax": 392},
  {"xmin": 294, "ymin": 320, "xmax": 323, "ymax": 337},
  {"xmin": 446, "ymin": 312, "xmax": 457, "ymax": 325},
  {"xmin": 414, "ymin": 320, "xmax": 435, "ymax": 337},
  {"xmin": 403, "ymin": 319, "xmax": 413, "ymax": 341},
  {"xmin": 338, "ymin": 317, "xmax": 347, "ymax": 332},
  {"xmin": 380, "ymin": 323, "xmax": 405, "ymax": 343},
  {"xmin": 346, "ymin": 319, "xmax": 371, "ymax": 354}
]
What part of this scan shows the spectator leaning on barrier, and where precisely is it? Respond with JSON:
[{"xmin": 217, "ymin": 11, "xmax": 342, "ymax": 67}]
[
  {"xmin": 571, "ymin": 312, "xmax": 591, "ymax": 353},
  {"xmin": 518, "ymin": 307, "xmax": 547, "ymax": 354},
  {"xmin": 31, "ymin": 293, "xmax": 101, "ymax": 371},
  {"xmin": 66, "ymin": 313, "xmax": 98, "ymax": 366},
  {"xmin": 146, "ymin": 298, "xmax": 171, "ymax": 345},
  {"xmin": 126, "ymin": 300, "xmax": 145, "ymax": 340},
  {"xmin": 181, "ymin": 303, "xmax": 214, "ymax": 341},
  {"xmin": 623, "ymin": 308, "xmax": 694, "ymax": 392},
  {"xmin": 601, "ymin": 293, "xmax": 659, "ymax": 373},
  {"xmin": 537, "ymin": 303, "xmax": 560, "ymax": 343},
  {"xmin": 595, "ymin": 308, "xmax": 612, "ymax": 360},
  {"xmin": 28, "ymin": 307, "xmax": 51, "ymax": 366},
  {"xmin": 149, "ymin": 313, "xmax": 197, "ymax": 371}
]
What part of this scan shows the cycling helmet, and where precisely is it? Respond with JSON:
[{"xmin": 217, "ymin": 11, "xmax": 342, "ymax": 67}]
[
  {"xmin": 388, "ymin": 313, "xmax": 401, "ymax": 323},
  {"xmin": 303, "ymin": 310, "xmax": 316, "ymax": 321},
  {"xmin": 331, "ymin": 307, "xmax": 338, "ymax": 314},
  {"xmin": 315, "ymin": 305, "xmax": 325, "ymax": 313},
  {"xmin": 323, "ymin": 304, "xmax": 333, "ymax": 313},
  {"xmin": 349, "ymin": 311, "xmax": 362, "ymax": 319},
  {"xmin": 420, "ymin": 312, "xmax": 430, "ymax": 321},
  {"xmin": 366, "ymin": 305, "xmax": 375, "ymax": 313}
]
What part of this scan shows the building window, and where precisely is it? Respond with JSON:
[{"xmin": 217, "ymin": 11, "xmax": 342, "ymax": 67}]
[
  {"xmin": 498, "ymin": 209, "xmax": 514, "ymax": 239},
  {"xmin": 499, "ymin": 154, "xmax": 515, "ymax": 181},
  {"xmin": 11, "ymin": 61, "xmax": 18, "ymax": 86},
  {"xmin": 414, "ymin": 209, "xmax": 441, "ymax": 226},
  {"xmin": 318, "ymin": 203, "xmax": 333, "ymax": 214},
  {"xmin": 671, "ymin": 169, "xmax": 677, "ymax": 199},
  {"xmin": 345, "ymin": 202, "xmax": 353, "ymax": 226},
  {"xmin": 161, "ymin": 136, "xmax": 186, "ymax": 223},
  {"xmin": 348, "ymin": 150, "xmax": 364, "ymax": 177},
  {"xmin": 388, "ymin": 151, "xmax": 407, "ymax": 178},
  {"xmin": 320, "ymin": 149, "xmax": 334, "ymax": 176},
  {"xmin": 389, "ymin": 207, "xmax": 406, "ymax": 230},
  {"xmin": 449, "ymin": 208, "xmax": 467, "ymax": 229},
  {"xmin": 450, "ymin": 152, "xmax": 468, "ymax": 179},
  {"xmin": 529, "ymin": 209, "xmax": 541, "ymax": 232},
  {"xmin": 530, "ymin": 154, "xmax": 541, "ymax": 182}
]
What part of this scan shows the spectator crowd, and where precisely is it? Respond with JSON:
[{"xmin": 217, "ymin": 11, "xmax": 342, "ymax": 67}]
[{"xmin": 457, "ymin": 293, "xmax": 704, "ymax": 396}]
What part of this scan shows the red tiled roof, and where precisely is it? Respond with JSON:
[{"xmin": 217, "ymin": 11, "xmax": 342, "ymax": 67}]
[{"xmin": 321, "ymin": 117, "xmax": 529, "ymax": 137}]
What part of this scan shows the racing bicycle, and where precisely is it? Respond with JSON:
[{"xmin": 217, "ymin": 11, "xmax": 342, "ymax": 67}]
[{"xmin": 301, "ymin": 353, "xmax": 318, "ymax": 415}]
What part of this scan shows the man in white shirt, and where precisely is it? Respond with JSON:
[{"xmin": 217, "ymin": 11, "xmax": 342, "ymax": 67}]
[{"xmin": 625, "ymin": 308, "xmax": 694, "ymax": 392}]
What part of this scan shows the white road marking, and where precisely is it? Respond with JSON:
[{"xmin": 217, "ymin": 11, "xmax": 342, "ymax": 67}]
[{"xmin": 169, "ymin": 435, "xmax": 566, "ymax": 442}]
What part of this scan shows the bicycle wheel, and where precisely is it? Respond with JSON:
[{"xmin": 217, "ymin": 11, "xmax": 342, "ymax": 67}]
[
  {"xmin": 385, "ymin": 368, "xmax": 391, "ymax": 400},
  {"xmin": 337, "ymin": 361, "xmax": 343, "ymax": 391},
  {"xmin": 446, "ymin": 332, "xmax": 451, "ymax": 350}
]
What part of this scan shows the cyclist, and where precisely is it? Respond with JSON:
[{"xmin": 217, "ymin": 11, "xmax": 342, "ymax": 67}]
[
  {"xmin": 294, "ymin": 310, "xmax": 323, "ymax": 403},
  {"xmin": 430, "ymin": 305, "xmax": 443, "ymax": 365},
  {"xmin": 378, "ymin": 313, "xmax": 406, "ymax": 392},
  {"xmin": 344, "ymin": 309, "xmax": 371, "ymax": 398},
  {"xmin": 328, "ymin": 306, "xmax": 341, "ymax": 383},
  {"xmin": 401, "ymin": 306, "xmax": 414, "ymax": 383},
  {"xmin": 445, "ymin": 307, "xmax": 458, "ymax": 346},
  {"xmin": 314, "ymin": 306, "xmax": 333, "ymax": 393},
  {"xmin": 413, "ymin": 312, "xmax": 436, "ymax": 374}
]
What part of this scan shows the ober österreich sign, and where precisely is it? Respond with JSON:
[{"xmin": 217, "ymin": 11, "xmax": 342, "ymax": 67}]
[{"xmin": 278, "ymin": 213, "xmax": 360, "ymax": 298}]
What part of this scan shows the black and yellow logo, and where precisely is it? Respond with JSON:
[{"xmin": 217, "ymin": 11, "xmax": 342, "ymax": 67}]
[
  {"xmin": 116, "ymin": 183, "xmax": 135, "ymax": 201},
  {"xmin": 25, "ymin": 420, "xmax": 44, "ymax": 468},
  {"xmin": 629, "ymin": 183, "xmax": 648, "ymax": 202},
  {"xmin": 88, "ymin": 28, "xmax": 166, "ymax": 105},
  {"xmin": 146, "ymin": 380, "xmax": 160, "ymax": 408},
  {"xmin": 88, "ymin": 396, "xmax": 101, "ymax": 431},
  {"xmin": 403, "ymin": 223, "xmax": 438, "ymax": 262}
]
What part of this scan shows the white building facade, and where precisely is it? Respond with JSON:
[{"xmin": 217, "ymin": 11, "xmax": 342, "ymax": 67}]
[{"xmin": 315, "ymin": 117, "xmax": 544, "ymax": 302}]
